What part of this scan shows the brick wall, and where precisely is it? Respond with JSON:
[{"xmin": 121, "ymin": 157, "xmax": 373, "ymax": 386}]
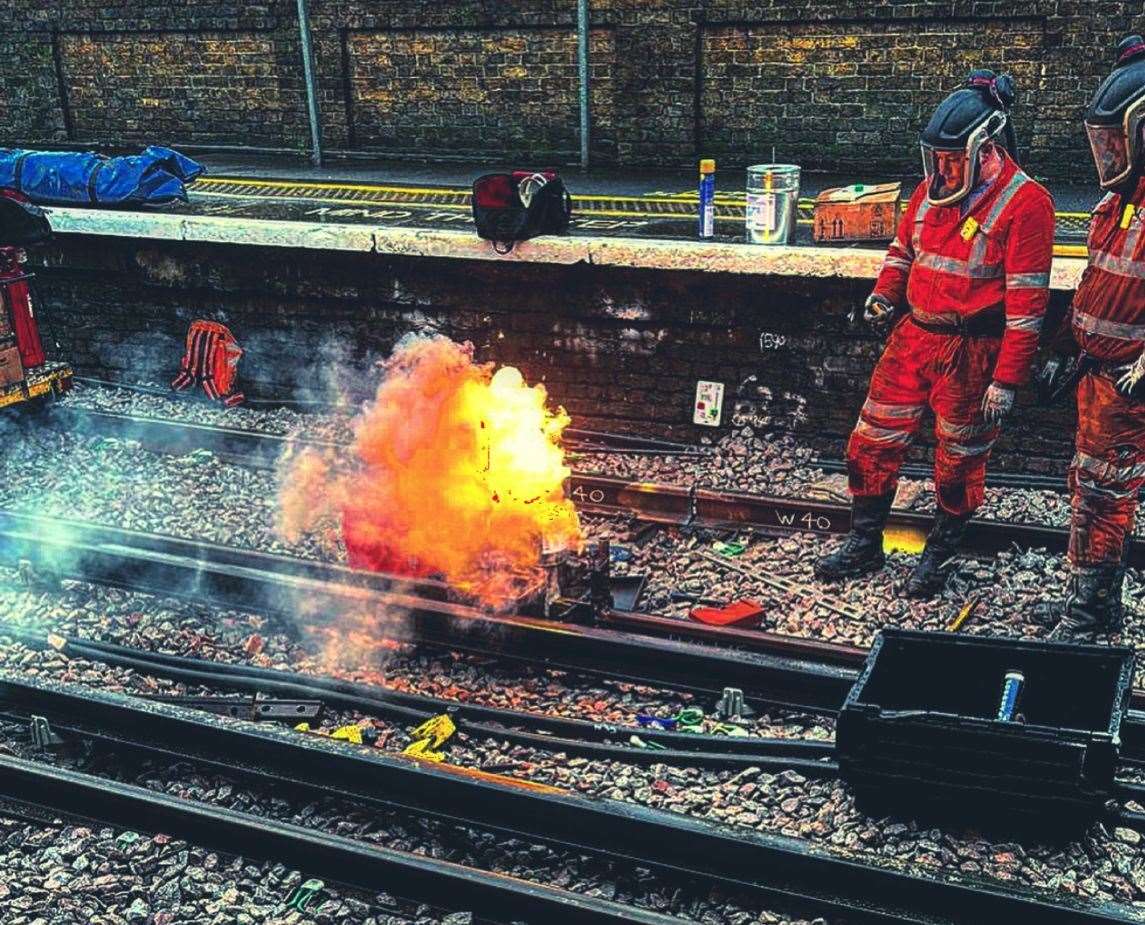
[
  {"xmin": 343, "ymin": 27, "xmax": 615, "ymax": 157},
  {"xmin": 29, "ymin": 237, "xmax": 1077, "ymax": 475},
  {"xmin": 60, "ymin": 33, "xmax": 292, "ymax": 146},
  {"xmin": 1, "ymin": 0, "xmax": 1142, "ymax": 175},
  {"xmin": 700, "ymin": 17, "xmax": 1045, "ymax": 172}
]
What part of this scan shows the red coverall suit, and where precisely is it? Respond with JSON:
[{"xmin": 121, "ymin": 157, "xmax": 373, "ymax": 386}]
[
  {"xmin": 1068, "ymin": 178, "xmax": 1145, "ymax": 567},
  {"xmin": 846, "ymin": 153, "xmax": 1055, "ymax": 514}
]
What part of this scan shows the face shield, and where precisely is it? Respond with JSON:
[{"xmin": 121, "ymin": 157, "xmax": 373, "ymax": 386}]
[
  {"xmin": 921, "ymin": 110, "xmax": 1008, "ymax": 206},
  {"xmin": 1085, "ymin": 95, "xmax": 1145, "ymax": 188}
]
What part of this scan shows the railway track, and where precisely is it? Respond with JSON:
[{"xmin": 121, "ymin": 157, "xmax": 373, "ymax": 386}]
[
  {"xmin": 0, "ymin": 508, "xmax": 856, "ymax": 713},
  {"xmin": 5, "ymin": 507, "xmax": 1145, "ymax": 764},
  {"xmin": 0, "ymin": 670, "xmax": 1138, "ymax": 924},
  {"xmin": 41, "ymin": 404, "xmax": 1111, "ymax": 565},
  {"xmin": 9, "ymin": 405, "xmax": 1145, "ymax": 919}
]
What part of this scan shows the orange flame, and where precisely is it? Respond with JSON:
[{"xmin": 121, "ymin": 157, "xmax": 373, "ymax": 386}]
[{"xmin": 279, "ymin": 336, "xmax": 582, "ymax": 607}]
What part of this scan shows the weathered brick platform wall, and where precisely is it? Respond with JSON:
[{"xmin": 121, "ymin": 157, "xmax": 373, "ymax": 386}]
[
  {"xmin": 29, "ymin": 237, "xmax": 1078, "ymax": 474},
  {"xmin": 1, "ymin": 1, "xmax": 1140, "ymax": 177}
]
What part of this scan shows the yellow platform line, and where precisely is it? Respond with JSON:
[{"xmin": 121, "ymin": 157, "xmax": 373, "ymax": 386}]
[
  {"xmin": 192, "ymin": 177, "xmax": 1096, "ymax": 249},
  {"xmin": 199, "ymin": 175, "xmax": 1096, "ymax": 220},
  {"xmin": 194, "ymin": 176, "xmax": 821, "ymax": 208}
]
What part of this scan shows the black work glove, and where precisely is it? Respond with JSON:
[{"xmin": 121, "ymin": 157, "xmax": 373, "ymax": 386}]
[
  {"xmin": 850, "ymin": 293, "xmax": 896, "ymax": 331},
  {"xmin": 1113, "ymin": 349, "xmax": 1145, "ymax": 399},
  {"xmin": 1036, "ymin": 353, "xmax": 1084, "ymax": 406}
]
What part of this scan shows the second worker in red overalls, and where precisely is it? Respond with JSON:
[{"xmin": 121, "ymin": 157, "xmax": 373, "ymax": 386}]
[
  {"xmin": 815, "ymin": 70, "xmax": 1056, "ymax": 597},
  {"xmin": 1043, "ymin": 36, "xmax": 1145, "ymax": 638}
]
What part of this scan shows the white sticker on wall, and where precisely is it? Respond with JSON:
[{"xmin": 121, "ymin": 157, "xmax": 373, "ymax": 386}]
[{"xmin": 693, "ymin": 380, "xmax": 725, "ymax": 427}]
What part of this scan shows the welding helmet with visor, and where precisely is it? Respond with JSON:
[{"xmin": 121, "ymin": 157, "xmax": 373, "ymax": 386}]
[
  {"xmin": 920, "ymin": 70, "xmax": 1017, "ymax": 206},
  {"xmin": 1085, "ymin": 36, "xmax": 1145, "ymax": 190}
]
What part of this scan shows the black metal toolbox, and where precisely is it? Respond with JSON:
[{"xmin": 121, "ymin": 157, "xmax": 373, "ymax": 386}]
[{"xmin": 836, "ymin": 629, "xmax": 1135, "ymax": 830}]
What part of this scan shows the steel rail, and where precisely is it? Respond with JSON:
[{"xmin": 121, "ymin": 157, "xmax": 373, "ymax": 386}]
[
  {"xmin": 0, "ymin": 758, "xmax": 670, "ymax": 924},
  {"xmin": 46, "ymin": 406, "xmax": 327, "ymax": 470},
  {"xmin": 43, "ymin": 406, "xmax": 1107, "ymax": 561},
  {"xmin": 46, "ymin": 399, "xmax": 1087, "ymax": 488},
  {"xmin": 62, "ymin": 634, "xmax": 836, "ymax": 758},
  {"xmin": 71, "ymin": 377, "xmax": 342, "ymax": 411},
  {"xmin": 6, "ymin": 508, "xmax": 1145, "ymax": 761},
  {"xmin": 15, "ymin": 631, "xmax": 834, "ymax": 774},
  {"xmin": 814, "ymin": 457, "xmax": 1073, "ymax": 494},
  {"xmin": 0, "ymin": 511, "xmax": 856, "ymax": 713},
  {"xmin": 0, "ymin": 673, "xmax": 1133, "ymax": 925},
  {"xmin": 35, "ymin": 633, "xmax": 1145, "ymax": 835},
  {"xmin": 49, "ymin": 403, "xmax": 707, "ymax": 462},
  {"xmin": 567, "ymin": 474, "xmax": 1145, "ymax": 568}
]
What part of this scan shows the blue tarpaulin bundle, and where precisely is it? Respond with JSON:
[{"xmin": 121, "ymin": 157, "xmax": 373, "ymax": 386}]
[{"xmin": 0, "ymin": 146, "xmax": 204, "ymax": 207}]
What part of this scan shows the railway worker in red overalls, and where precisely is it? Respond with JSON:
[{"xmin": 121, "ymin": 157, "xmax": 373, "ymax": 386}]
[
  {"xmin": 815, "ymin": 70, "xmax": 1055, "ymax": 598},
  {"xmin": 1045, "ymin": 37, "xmax": 1145, "ymax": 638}
]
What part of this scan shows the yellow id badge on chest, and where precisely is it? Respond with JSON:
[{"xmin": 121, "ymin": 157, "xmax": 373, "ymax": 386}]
[
  {"xmin": 960, "ymin": 216, "xmax": 979, "ymax": 241},
  {"xmin": 1122, "ymin": 204, "xmax": 1137, "ymax": 229}
]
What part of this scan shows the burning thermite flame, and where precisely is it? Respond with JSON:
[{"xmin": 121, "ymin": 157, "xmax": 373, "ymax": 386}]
[{"xmin": 278, "ymin": 335, "xmax": 583, "ymax": 607}]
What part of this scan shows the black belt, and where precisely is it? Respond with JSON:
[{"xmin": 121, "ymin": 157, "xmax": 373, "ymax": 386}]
[{"xmin": 909, "ymin": 309, "xmax": 1005, "ymax": 338}]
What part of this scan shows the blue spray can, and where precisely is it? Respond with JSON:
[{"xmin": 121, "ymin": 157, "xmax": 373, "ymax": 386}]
[
  {"xmin": 698, "ymin": 159, "xmax": 716, "ymax": 238},
  {"xmin": 996, "ymin": 670, "xmax": 1025, "ymax": 722}
]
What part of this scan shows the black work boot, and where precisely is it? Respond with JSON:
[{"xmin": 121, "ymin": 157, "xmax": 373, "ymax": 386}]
[
  {"xmin": 1049, "ymin": 565, "xmax": 1126, "ymax": 641},
  {"xmin": 904, "ymin": 509, "xmax": 971, "ymax": 599},
  {"xmin": 814, "ymin": 493, "xmax": 894, "ymax": 581}
]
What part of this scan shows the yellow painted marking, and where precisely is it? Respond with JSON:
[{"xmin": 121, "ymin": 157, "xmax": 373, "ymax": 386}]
[
  {"xmin": 196, "ymin": 176, "xmax": 460, "ymax": 196},
  {"xmin": 195, "ymin": 188, "xmax": 472, "ymax": 210},
  {"xmin": 1054, "ymin": 244, "xmax": 1088, "ymax": 258},
  {"xmin": 193, "ymin": 176, "xmax": 1096, "ymax": 247},
  {"xmin": 883, "ymin": 525, "xmax": 927, "ymax": 555}
]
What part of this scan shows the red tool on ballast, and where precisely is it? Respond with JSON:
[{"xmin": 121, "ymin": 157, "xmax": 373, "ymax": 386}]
[{"xmin": 0, "ymin": 188, "xmax": 72, "ymax": 410}]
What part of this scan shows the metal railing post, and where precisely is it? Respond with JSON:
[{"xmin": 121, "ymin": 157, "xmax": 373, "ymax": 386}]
[
  {"xmin": 296, "ymin": 0, "xmax": 323, "ymax": 167},
  {"xmin": 577, "ymin": 0, "xmax": 590, "ymax": 170}
]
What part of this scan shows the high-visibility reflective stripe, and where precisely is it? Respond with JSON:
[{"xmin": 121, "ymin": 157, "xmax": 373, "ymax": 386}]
[
  {"xmin": 936, "ymin": 417, "xmax": 996, "ymax": 440},
  {"xmin": 1089, "ymin": 249, "xmax": 1145, "ymax": 278},
  {"xmin": 980, "ymin": 172, "xmax": 1029, "ymax": 234},
  {"xmin": 915, "ymin": 251, "xmax": 1003, "ymax": 279},
  {"xmin": 862, "ymin": 398, "xmax": 925, "ymax": 421},
  {"xmin": 1072, "ymin": 449, "xmax": 1145, "ymax": 484},
  {"xmin": 1073, "ymin": 309, "xmax": 1145, "ymax": 342},
  {"xmin": 854, "ymin": 418, "xmax": 914, "ymax": 447},
  {"xmin": 944, "ymin": 438, "xmax": 996, "ymax": 458},
  {"xmin": 910, "ymin": 171, "xmax": 1026, "ymax": 284},
  {"xmin": 967, "ymin": 172, "xmax": 1031, "ymax": 269},
  {"xmin": 1076, "ymin": 475, "xmax": 1139, "ymax": 500},
  {"xmin": 912, "ymin": 200, "xmax": 932, "ymax": 254},
  {"xmin": 883, "ymin": 255, "xmax": 913, "ymax": 272},
  {"xmin": 1005, "ymin": 314, "xmax": 1043, "ymax": 333},
  {"xmin": 1006, "ymin": 272, "xmax": 1050, "ymax": 289}
]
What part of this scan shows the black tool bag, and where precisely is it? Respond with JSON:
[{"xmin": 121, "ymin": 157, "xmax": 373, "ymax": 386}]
[{"xmin": 471, "ymin": 171, "xmax": 572, "ymax": 252}]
